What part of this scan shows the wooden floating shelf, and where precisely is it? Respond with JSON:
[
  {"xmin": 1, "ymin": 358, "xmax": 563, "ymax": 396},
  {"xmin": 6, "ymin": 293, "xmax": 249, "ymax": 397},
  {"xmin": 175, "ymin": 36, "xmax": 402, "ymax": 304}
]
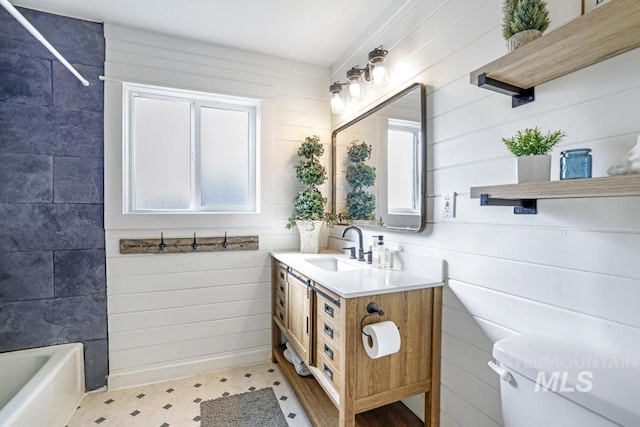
[
  {"xmin": 470, "ymin": 0, "xmax": 640, "ymax": 106},
  {"xmin": 119, "ymin": 235, "xmax": 259, "ymax": 254},
  {"xmin": 470, "ymin": 174, "xmax": 640, "ymax": 214},
  {"xmin": 470, "ymin": 174, "xmax": 640, "ymax": 200}
]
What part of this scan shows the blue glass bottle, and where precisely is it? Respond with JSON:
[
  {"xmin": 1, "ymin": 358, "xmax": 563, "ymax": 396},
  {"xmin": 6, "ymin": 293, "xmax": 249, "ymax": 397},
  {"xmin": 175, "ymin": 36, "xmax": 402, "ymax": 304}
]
[{"xmin": 560, "ymin": 148, "xmax": 592, "ymax": 180}]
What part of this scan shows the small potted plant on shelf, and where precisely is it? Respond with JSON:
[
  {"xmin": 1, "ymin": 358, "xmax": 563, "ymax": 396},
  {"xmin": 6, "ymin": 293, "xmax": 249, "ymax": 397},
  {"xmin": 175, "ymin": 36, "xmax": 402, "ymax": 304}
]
[
  {"xmin": 502, "ymin": 0, "xmax": 551, "ymax": 52},
  {"xmin": 286, "ymin": 135, "xmax": 333, "ymax": 253},
  {"xmin": 344, "ymin": 140, "xmax": 376, "ymax": 222},
  {"xmin": 502, "ymin": 126, "xmax": 565, "ymax": 183}
]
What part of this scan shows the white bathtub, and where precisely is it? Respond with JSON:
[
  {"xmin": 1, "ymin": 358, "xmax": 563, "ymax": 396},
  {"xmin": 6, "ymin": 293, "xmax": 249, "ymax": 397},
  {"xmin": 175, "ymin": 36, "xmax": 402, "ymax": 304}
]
[{"xmin": 0, "ymin": 343, "xmax": 85, "ymax": 427}]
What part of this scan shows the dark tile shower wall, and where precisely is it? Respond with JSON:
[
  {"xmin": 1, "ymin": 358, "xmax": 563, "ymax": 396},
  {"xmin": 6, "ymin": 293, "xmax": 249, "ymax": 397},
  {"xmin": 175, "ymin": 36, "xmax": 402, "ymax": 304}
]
[{"xmin": 0, "ymin": 7, "xmax": 107, "ymax": 390}]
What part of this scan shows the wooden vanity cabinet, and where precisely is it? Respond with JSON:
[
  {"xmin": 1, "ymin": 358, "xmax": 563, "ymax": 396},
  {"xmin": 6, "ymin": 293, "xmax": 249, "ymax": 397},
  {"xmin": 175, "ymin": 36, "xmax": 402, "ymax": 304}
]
[
  {"xmin": 286, "ymin": 268, "xmax": 313, "ymax": 364},
  {"xmin": 274, "ymin": 265, "xmax": 288, "ymax": 327},
  {"xmin": 313, "ymin": 286, "xmax": 344, "ymax": 404},
  {"xmin": 271, "ymin": 259, "xmax": 442, "ymax": 427},
  {"xmin": 273, "ymin": 262, "xmax": 313, "ymax": 364}
]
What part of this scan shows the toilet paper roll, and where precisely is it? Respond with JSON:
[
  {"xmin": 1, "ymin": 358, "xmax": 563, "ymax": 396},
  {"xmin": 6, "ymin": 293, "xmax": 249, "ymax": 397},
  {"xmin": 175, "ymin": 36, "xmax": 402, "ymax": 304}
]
[{"xmin": 361, "ymin": 320, "xmax": 401, "ymax": 359}]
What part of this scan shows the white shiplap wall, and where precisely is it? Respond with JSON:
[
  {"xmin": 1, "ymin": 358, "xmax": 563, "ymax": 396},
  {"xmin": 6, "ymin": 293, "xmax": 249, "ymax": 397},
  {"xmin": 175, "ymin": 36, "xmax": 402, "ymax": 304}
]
[
  {"xmin": 103, "ymin": 24, "xmax": 331, "ymax": 388},
  {"xmin": 330, "ymin": 0, "xmax": 640, "ymax": 425}
]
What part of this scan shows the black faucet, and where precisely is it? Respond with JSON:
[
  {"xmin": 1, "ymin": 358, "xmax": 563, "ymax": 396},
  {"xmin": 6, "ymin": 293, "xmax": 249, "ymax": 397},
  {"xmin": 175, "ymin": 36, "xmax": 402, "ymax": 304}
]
[{"xmin": 341, "ymin": 225, "xmax": 369, "ymax": 262}]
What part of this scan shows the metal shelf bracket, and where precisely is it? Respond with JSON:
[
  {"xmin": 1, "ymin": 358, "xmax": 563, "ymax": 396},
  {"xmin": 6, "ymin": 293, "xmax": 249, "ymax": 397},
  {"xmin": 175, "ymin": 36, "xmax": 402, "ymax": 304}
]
[
  {"xmin": 478, "ymin": 73, "xmax": 535, "ymax": 108},
  {"xmin": 480, "ymin": 194, "xmax": 538, "ymax": 214}
]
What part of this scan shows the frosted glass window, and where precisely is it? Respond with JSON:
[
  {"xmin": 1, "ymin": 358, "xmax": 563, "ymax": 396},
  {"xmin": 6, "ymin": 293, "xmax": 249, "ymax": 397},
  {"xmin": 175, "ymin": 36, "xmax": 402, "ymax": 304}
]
[
  {"xmin": 200, "ymin": 107, "xmax": 253, "ymax": 209},
  {"xmin": 124, "ymin": 83, "xmax": 258, "ymax": 213},
  {"xmin": 132, "ymin": 97, "xmax": 191, "ymax": 210},
  {"xmin": 387, "ymin": 126, "xmax": 419, "ymax": 214}
]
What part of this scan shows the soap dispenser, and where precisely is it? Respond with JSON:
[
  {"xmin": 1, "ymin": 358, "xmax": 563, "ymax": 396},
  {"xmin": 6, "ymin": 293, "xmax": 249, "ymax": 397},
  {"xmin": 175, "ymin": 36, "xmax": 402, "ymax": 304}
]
[
  {"xmin": 371, "ymin": 236, "xmax": 379, "ymax": 267},
  {"xmin": 373, "ymin": 235, "xmax": 385, "ymax": 268}
]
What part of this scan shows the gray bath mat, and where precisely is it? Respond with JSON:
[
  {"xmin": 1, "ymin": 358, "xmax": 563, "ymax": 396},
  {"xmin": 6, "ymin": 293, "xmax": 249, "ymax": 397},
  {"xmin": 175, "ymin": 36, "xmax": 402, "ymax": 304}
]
[{"xmin": 200, "ymin": 387, "xmax": 288, "ymax": 427}]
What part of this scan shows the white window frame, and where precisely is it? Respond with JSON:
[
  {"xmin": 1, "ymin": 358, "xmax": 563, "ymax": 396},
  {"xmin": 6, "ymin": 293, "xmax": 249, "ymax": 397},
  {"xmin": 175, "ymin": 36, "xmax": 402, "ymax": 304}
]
[
  {"xmin": 387, "ymin": 119, "xmax": 421, "ymax": 215},
  {"xmin": 123, "ymin": 83, "xmax": 260, "ymax": 214}
]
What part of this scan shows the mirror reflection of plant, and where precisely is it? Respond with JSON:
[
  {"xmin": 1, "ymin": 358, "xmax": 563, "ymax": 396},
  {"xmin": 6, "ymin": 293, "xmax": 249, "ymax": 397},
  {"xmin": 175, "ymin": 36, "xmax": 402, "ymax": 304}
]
[
  {"xmin": 344, "ymin": 140, "xmax": 376, "ymax": 220},
  {"xmin": 347, "ymin": 140, "xmax": 372, "ymax": 163},
  {"xmin": 346, "ymin": 163, "xmax": 376, "ymax": 188},
  {"xmin": 286, "ymin": 135, "xmax": 334, "ymax": 229},
  {"xmin": 346, "ymin": 190, "xmax": 376, "ymax": 221}
]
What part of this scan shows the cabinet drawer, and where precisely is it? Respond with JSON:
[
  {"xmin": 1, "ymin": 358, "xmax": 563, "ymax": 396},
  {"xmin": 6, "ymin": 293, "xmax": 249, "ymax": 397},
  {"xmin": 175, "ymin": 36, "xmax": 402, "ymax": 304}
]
[
  {"xmin": 317, "ymin": 317, "xmax": 342, "ymax": 348},
  {"xmin": 275, "ymin": 267, "xmax": 288, "ymax": 299},
  {"xmin": 316, "ymin": 332, "xmax": 342, "ymax": 368},
  {"xmin": 316, "ymin": 351, "xmax": 341, "ymax": 387},
  {"xmin": 318, "ymin": 298, "xmax": 340, "ymax": 321},
  {"xmin": 275, "ymin": 293, "xmax": 287, "ymax": 311},
  {"xmin": 316, "ymin": 290, "xmax": 341, "ymax": 321},
  {"xmin": 274, "ymin": 305, "xmax": 287, "ymax": 326}
]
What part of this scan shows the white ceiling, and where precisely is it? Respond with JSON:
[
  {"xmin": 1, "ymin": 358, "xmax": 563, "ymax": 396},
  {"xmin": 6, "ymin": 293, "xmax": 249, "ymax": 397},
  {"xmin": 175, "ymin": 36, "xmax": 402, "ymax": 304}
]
[{"xmin": 11, "ymin": 0, "xmax": 399, "ymax": 67}]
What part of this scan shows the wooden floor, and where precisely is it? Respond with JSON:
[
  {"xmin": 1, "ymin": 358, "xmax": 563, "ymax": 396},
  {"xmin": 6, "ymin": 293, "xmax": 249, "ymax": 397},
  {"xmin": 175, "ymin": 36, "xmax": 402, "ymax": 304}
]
[{"xmin": 273, "ymin": 346, "xmax": 423, "ymax": 427}]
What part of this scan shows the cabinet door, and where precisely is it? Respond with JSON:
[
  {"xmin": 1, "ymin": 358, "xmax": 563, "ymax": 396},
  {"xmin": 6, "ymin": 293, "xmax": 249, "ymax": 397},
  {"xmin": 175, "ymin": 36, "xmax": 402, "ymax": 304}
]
[{"xmin": 287, "ymin": 271, "xmax": 312, "ymax": 364}]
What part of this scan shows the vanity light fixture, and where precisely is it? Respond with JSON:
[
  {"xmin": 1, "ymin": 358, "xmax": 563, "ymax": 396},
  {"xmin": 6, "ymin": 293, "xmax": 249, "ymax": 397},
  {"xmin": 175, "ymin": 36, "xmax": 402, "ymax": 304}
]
[
  {"xmin": 368, "ymin": 46, "xmax": 389, "ymax": 86},
  {"xmin": 330, "ymin": 82, "xmax": 346, "ymax": 114},
  {"xmin": 329, "ymin": 45, "xmax": 389, "ymax": 113},
  {"xmin": 346, "ymin": 66, "xmax": 365, "ymax": 100}
]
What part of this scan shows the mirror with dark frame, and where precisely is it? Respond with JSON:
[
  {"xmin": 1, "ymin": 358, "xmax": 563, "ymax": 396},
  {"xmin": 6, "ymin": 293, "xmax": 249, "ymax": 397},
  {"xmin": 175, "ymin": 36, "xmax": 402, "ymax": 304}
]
[{"xmin": 332, "ymin": 83, "xmax": 426, "ymax": 232}]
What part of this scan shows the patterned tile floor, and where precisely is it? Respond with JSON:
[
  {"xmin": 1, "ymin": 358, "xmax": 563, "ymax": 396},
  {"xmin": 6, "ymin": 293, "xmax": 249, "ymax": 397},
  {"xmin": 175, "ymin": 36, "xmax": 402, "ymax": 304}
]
[{"xmin": 67, "ymin": 361, "xmax": 311, "ymax": 427}]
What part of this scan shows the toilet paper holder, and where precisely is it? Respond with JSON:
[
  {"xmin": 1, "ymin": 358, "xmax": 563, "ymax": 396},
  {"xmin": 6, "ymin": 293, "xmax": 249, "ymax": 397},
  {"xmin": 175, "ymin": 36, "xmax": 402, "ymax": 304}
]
[{"xmin": 360, "ymin": 302, "xmax": 385, "ymax": 338}]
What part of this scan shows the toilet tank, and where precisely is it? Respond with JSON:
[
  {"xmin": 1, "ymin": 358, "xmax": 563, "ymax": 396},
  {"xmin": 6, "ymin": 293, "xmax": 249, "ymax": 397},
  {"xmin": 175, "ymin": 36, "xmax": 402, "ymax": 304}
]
[{"xmin": 491, "ymin": 333, "xmax": 639, "ymax": 427}]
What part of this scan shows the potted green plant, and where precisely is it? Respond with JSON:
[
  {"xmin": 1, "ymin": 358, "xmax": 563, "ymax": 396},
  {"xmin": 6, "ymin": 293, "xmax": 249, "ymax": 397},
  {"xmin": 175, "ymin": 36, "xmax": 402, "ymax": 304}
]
[
  {"xmin": 502, "ymin": 0, "xmax": 550, "ymax": 52},
  {"xmin": 344, "ymin": 140, "xmax": 376, "ymax": 221},
  {"xmin": 286, "ymin": 135, "xmax": 332, "ymax": 253},
  {"xmin": 502, "ymin": 127, "xmax": 565, "ymax": 183}
]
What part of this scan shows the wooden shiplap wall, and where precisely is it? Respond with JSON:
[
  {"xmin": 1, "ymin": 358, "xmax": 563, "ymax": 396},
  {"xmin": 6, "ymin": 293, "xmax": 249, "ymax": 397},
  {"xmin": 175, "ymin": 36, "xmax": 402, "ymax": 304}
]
[
  {"xmin": 103, "ymin": 24, "xmax": 331, "ymax": 388},
  {"xmin": 330, "ymin": 0, "xmax": 640, "ymax": 425}
]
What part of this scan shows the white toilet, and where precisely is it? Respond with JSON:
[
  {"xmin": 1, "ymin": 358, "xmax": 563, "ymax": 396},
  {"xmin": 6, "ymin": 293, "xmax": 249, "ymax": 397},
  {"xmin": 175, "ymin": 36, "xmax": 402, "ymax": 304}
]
[{"xmin": 489, "ymin": 333, "xmax": 639, "ymax": 427}]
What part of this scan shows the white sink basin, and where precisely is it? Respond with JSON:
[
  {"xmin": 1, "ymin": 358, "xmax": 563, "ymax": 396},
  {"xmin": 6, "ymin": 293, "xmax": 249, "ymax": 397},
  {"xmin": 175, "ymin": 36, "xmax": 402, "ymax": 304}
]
[{"xmin": 304, "ymin": 257, "xmax": 365, "ymax": 272}]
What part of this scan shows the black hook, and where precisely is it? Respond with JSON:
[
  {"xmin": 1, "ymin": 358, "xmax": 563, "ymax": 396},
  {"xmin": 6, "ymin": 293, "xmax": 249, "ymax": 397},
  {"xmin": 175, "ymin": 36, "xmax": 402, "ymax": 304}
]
[
  {"xmin": 360, "ymin": 302, "xmax": 385, "ymax": 338},
  {"xmin": 159, "ymin": 232, "xmax": 167, "ymax": 251},
  {"xmin": 192, "ymin": 232, "xmax": 198, "ymax": 250},
  {"xmin": 222, "ymin": 231, "xmax": 228, "ymax": 249}
]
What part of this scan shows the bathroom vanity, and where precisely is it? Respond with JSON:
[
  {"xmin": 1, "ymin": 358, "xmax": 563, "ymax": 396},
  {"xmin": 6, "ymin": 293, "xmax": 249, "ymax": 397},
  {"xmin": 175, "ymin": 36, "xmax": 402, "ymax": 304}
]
[{"xmin": 271, "ymin": 252, "xmax": 443, "ymax": 427}]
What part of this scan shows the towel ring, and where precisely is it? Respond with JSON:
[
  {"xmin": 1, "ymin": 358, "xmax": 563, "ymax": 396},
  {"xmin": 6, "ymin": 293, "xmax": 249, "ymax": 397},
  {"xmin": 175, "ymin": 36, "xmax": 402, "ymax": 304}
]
[{"xmin": 360, "ymin": 302, "xmax": 384, "ymax": 338}]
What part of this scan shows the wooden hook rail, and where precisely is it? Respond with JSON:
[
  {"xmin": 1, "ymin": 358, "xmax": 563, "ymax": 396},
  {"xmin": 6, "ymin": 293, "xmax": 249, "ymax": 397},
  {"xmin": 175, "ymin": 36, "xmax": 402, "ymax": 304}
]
[{"xmin": 119, "ymin": 233, "xmax": 259, "ymax": 255}]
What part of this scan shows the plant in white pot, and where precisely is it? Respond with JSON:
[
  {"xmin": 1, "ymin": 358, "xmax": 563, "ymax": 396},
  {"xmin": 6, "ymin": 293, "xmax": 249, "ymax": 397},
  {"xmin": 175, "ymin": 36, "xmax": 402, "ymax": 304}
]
[
  {"xmin": 502, "ymin": 127, "xmax": 565, "ymax": 183},
  {"xmin": 502, "ymin": 0, "xmax": 550, "ymax": 52},
  {"xmin": 286, "ymin": 135, "xmax": 334, "ymax": 253}
]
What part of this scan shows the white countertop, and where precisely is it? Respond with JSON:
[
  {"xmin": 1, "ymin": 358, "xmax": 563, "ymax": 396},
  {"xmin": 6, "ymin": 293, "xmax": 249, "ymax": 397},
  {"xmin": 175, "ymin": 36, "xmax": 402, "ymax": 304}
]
[{"xmin": 271, "ymin": 251, "xmax": 443, "ymax": 298}]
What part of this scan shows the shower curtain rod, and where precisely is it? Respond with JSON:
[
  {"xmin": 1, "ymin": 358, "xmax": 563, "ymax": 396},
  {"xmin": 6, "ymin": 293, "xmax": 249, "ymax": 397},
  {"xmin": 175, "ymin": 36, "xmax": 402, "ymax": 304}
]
[{"xmin": 0, "ymin": 0, "xmax": 90, "ymax": 86}]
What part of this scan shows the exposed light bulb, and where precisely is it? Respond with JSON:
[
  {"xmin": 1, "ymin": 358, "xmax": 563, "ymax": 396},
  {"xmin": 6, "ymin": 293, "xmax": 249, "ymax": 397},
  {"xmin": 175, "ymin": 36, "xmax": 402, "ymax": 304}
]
[
  {"xmin": 331, "ymin": 91, "xmax": 344, "ymax": 114},
  {"xmin": 348, "ymin": 81, "xmax": 361, "ymax": 100},
  {"xmin": 371, "ymin": 64, "xmax": 386, "ymax": 85},
  {"xmin": 346, "ymin": 67, "xmax": 364, "ymax": 101},
  {"xmin": 368, "ymin": 46, "xmax": 389, "ymax": 87}
]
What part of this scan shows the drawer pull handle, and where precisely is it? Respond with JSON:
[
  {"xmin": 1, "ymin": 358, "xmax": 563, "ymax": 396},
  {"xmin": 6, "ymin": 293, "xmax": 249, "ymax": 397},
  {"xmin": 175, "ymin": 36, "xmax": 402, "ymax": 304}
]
[
  {"xmin": 324, "ymin": 303, "xmax": 334, "ymax": 318},
  {"xmin": 279, "ymin": 298, "xmax": 285, "ymax": 307},
  {"xmin": 279, "ymin": 271, "xmax": 285, "ymax": 280},
  {"xmin": 279, "ymin": 284, "xmax": 285, "ymax": 293},
  {"xmin": 324, "ymin": 324, "xmax": 334, "ymax": 339},
  {"xmin": 324, "ymin": 344, "xmax": 334, "ymax": 360},
  {"xmin": 279, "ymin": 312, "xmax": 284, "ymax": 322},
  {"xmin": 323, "ymin": 363, "xmax": 333, "ymax": 381}
]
